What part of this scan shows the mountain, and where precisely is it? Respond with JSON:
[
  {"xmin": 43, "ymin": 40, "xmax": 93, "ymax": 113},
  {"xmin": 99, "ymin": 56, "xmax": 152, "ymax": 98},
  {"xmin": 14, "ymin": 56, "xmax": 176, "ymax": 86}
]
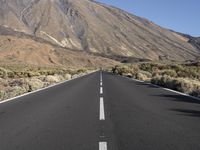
[
  {"xmin": 0, "ymin": 26, "xmax": 119, "ymax": 68},
  {"xmin": 173, "ymin": 31, "xmax": 200, "ymax": 51},
  {"xmin": 0, "ymin": 0, "xmax": 199, "ymax": 62}
]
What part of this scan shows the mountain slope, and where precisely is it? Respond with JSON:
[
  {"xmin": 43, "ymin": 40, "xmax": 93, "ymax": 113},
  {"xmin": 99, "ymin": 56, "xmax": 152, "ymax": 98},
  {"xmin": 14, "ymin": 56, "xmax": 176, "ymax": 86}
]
[
  {"xmin": 0, "ymin": 0, "xmax": 199, "ymax": 61},
  {"xmin": 175, "ymin": 32, "xmax": 200, "ymax": 50},
  {"xmin": 0, "ymin": 26, "xmax": 119, "ymax": 68}
]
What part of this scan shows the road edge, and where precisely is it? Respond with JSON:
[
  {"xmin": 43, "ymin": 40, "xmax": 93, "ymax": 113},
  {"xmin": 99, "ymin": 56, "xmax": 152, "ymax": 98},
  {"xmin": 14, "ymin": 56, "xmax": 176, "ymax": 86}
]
[
  {"xmin": 0, "ymin": 70, "xmax": 98, "ymax": 105},
  {"xmin": 113, "ymin": 73, "xmax": 200, "ymax": 101}
]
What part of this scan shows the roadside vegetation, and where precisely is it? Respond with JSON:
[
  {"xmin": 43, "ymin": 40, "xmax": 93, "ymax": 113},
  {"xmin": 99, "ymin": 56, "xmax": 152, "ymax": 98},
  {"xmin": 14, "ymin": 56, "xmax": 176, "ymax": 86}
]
[
  {"xmin": 111, "ymin": 62, "xmax": 200, "ymax": 98},
  {"xmin": 0, "ymin": 64, "xmax": 93, "ymax": 101}
]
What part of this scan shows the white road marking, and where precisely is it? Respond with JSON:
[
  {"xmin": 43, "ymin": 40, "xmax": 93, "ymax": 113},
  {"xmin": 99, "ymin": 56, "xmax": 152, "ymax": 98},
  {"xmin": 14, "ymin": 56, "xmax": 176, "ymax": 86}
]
[
  {"xmin": 100, "ymin": 97, "xmax": 105, "ymax": 120},
  {"xmin": 99, "ymin": 142, "xmax": 107, "ymax": 150},
  {"xmin": 100, "ymin": 72, "xmax": 102, "ymax": 82},
  {"xmin": 99, "ymin": 72, "xmax": 107, "ymax": 150},
  {"xmin": 100, "ymin": 87, "xmax": 103, "ymax": 94},
  {"xmin": 163, "ymin": 88, "xmax": 187, "ymax": 96}
]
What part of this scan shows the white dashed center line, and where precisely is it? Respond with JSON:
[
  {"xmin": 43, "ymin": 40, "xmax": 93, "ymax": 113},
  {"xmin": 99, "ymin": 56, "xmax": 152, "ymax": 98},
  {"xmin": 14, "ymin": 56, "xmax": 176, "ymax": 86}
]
[
  {"xmin": 100, "ymin": 97, "xmax": 105, "ymax": 120},
  {"xmin": 100, "ymin": 87, "xmax": 103, "ymax": 94},
  {"xmin": 99, "ymin": 72, "xmax": 107, "ymax": 150},
  {"xmin": 99, "ymin": 142, "xmax": 107, "ymax": 150}
]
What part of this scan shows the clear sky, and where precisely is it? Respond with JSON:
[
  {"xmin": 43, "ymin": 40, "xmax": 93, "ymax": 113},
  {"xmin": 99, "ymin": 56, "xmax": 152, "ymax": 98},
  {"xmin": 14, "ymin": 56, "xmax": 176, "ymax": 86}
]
[{"xmin": 96, "ymin": 0, "xmax": 200, "ymax": 37}]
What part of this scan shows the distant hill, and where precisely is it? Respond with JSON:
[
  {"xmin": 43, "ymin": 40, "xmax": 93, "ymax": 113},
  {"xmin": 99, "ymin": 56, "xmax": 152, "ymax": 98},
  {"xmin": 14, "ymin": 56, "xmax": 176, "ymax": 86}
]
[{"xmin": 173, "ymin": 31, "xmax": 200, "ymax": 50}]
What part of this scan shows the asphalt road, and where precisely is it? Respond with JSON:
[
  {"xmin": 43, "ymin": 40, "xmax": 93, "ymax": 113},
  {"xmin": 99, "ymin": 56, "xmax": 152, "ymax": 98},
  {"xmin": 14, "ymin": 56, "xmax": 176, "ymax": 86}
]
[{"xmin": 0, "ymin": 71, "xmax": 200, "ymax": 150}]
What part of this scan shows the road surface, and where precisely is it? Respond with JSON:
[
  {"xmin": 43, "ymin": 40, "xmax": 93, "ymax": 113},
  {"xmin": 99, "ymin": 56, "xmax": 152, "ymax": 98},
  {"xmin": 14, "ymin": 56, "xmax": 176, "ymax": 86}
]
[{"xmin": 0, "ymin": 71, "xmax": 200, "ymax": 150}]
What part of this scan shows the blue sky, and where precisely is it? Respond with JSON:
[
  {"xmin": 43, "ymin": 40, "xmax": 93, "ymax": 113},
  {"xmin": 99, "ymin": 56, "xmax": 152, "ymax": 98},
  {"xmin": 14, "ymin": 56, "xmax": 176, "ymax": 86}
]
[{"xmin": 96, "ymin": 0, "xmax": 200, "ymax": 37}]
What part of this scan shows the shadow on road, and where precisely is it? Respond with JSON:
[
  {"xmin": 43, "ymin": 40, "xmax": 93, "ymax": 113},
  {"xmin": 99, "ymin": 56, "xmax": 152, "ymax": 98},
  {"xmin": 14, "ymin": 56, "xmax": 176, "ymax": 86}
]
[
  {"xmin": 151, "ymin": 94, "xmax": 200, "ymax": 105},
  {"xmin": 171, "ymin": 108, "xmax": 200, "ymax": 118},
  {"xmin": 134, "ymin": 82, "xmax": 159, "ymax": 88}
]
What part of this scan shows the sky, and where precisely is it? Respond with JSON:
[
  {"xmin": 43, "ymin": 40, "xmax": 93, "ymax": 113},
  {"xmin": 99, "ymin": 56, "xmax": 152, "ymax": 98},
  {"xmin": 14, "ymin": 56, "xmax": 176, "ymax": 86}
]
[{"xmin": 96, "ymin": 0, "xmax": 200, "ymax": 37}]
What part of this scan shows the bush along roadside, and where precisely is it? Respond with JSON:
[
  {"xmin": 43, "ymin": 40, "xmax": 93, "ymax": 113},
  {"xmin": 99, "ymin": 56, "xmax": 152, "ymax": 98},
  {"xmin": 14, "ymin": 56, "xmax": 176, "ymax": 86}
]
[
  {"xmin": 111, "ymin": 63, "xmax": 200, "ymax": 98},
  {"xmin": 0, "ymin": 66, "xmax": 94, "ymax": 101}
]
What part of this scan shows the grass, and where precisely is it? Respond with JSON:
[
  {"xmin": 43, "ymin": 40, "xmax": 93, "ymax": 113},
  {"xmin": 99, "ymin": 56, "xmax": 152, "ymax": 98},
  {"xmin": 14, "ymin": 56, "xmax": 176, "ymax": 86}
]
[{"xmin": 111, "ymin": 62, "xmax": 200, "ymax": 98}]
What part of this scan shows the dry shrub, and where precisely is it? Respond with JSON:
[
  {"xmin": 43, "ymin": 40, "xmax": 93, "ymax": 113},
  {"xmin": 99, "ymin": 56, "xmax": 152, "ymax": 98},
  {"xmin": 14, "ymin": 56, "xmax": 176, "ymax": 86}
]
[
  {"xmin": 0, "ymin": 90, "xmax": 5, "ymax": 100},
  {"xmin": 25, "ymin": 78, "xmax": 44, "ymax": 92},
  {"xmin": 72, "ymin": 74, "xmax": 82, "ymax": 79},
  {"xmin": 112, "ymin": 62, "xmax": 200, "ymax": 98},
  {"xmin": 0, "ymin": 66, "xmax": 92, "ymax": 101},
  {"xmin": 0, "ymin": 67, "xmax": 7, "ymax": 78},
  {"xmin": 162, "ymin": 69, "xmax": 177, "ymax": 77},
  {"xmin": 135, "ymin": 71, "xmax": 152, "ymax": 81},
  {"xmin": 0, "ymin": 78, "xmax": 8, "ymax": 87},
  {"xmin": 44, "ymin": 75, "xmax": 63, "ymax": 84},
  {"xmin": 136, "ymin": 72, "xmax": 148, "ymax": 81},
  {"xmin": 8, "ymin": 79, "xmax": 24, "ymax": 87},
  {"xmin": 112, "ymin": 65, "xmax": 129, "ymax": 75},
  {"xmin": 77, "ymin": 68, "xmax": 87, "ymax": 74},
  {"xmin": 151, "ymin": 76, "xmax": 200, "ymax": 94},
  {"xmin": 64, "ymin": 74, "xmax": 72, "ymax": 80},
  {"xmin": 112, "ymin": 65, "xmax": 139, "ymax": 76},
  {"xmin": 1, "ymin": 86, "xmax": 27, "ymax": 100}
]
